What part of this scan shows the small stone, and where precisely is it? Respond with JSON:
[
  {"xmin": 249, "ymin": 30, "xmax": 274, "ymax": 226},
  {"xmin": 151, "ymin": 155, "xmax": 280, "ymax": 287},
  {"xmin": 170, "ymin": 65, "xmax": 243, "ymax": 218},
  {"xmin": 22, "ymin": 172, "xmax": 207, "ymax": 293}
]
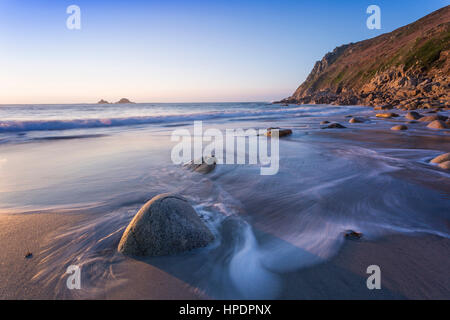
[
  {"xmin": 438, "ymin": 161, "xmax": 450, "ymax": 170},
  {"xmin": 323, "ymin": 123, "xmax": 347, "ymax": 129},
  {"xmin": 184, "ymin": 156, "xmax": 217, "ymax": 174},
  {"xmin": 427, "ymin": 120, "xmax": 447, "ymax": 130},
  {"xmin": 419, "ymin": 115, "xmax": 448, "ymax": 122},
  {"xmin": 266, "ymin": 128, "xmax": 293, "ymax": 138},
  {"xmin": 374, "ymin": 104, "xmax": 393, "ymax": 111},
  {"xmin": 376, "ymin": 113, "xmax": 399, "ymax": 118},
  {"xmin": 25, "ymin": 252, "xmax": 33, "ymax": 259},
  {"xmin": 431, "ymin": 153, "xmax": 450, "ymax": 164},
  {"xmin": 344, "ymin": 230, "xmax": 363, "ymax": 240},
  {"xmin": 349, "ymin": 117, "xmax": 364, "ymax": 124},
  {"xmin": 405, "ymin": 111, "xmax": 422, "ymax": 120},
  {"xmin": 391, "ymin": 125, "xmax": 408, "ymax": 131}
]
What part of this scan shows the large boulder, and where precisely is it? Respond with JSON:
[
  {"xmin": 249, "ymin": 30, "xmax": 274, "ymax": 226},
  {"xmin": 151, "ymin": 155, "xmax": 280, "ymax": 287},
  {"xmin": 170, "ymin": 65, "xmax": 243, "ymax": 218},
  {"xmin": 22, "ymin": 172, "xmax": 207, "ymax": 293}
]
[{"xmin": 118, "ymin": 194, "xmax": 214, "ymax": 257}]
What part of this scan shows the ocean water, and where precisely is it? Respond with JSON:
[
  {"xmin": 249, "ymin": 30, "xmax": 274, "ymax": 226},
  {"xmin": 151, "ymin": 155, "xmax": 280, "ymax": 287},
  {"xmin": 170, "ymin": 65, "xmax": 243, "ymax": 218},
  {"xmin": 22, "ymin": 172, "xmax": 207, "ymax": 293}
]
[{"xmin": 0, "ymin": 102, "xmax": 449, "ymax": 299}]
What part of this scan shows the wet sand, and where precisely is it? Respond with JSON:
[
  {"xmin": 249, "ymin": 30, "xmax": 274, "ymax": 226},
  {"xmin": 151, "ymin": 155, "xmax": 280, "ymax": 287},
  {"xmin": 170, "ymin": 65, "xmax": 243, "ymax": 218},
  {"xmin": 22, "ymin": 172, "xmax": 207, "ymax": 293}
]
[
  {"xmin": 0, "ymin": 213, "xmax": 202, "ymax": 299},
  {"xmin": 0, "ymin": 213, "xmax": 448, "ymax": 299}
]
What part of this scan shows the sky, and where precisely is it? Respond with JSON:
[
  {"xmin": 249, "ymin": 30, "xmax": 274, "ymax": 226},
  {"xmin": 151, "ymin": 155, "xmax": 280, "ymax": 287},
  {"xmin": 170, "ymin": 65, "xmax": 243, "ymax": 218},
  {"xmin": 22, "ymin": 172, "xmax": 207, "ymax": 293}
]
[{"xmin": 0, "ymin": 0, "xmax": 448, "ymax": 104}]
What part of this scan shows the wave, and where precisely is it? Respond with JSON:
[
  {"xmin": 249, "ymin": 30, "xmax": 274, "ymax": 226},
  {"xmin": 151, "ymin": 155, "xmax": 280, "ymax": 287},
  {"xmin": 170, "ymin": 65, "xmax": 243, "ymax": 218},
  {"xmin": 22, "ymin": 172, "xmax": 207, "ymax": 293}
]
[{"xmin": 0, "ymin": 105, "xmax": 363, "ymax": 133}]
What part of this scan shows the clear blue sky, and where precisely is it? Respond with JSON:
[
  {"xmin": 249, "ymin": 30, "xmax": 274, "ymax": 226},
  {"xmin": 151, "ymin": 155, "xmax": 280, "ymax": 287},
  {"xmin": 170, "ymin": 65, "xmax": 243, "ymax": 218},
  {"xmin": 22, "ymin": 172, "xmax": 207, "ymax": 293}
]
[{"xmin": 0, "ymin": 0, "xmax": 448, "ymax": 103}]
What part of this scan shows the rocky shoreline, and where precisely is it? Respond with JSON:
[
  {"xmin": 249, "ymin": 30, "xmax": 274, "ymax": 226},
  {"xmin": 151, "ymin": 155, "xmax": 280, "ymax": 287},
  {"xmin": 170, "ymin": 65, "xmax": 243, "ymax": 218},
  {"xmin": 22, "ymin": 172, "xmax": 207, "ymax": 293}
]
[
  {"xmin": 277, "ymin": 6, "xmax": 450, "ymax": 112},
  {"xmin": 278, "ymin": 66, "xmax": 449, "ymax": 111}
]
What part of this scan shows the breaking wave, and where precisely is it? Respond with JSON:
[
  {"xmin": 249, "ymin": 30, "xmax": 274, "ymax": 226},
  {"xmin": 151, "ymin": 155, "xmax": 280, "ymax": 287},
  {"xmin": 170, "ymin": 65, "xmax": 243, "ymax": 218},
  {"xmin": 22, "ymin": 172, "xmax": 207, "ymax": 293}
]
[{"xmin": 0, "ymin": 105, "xmax": 365, "ymax": 133}]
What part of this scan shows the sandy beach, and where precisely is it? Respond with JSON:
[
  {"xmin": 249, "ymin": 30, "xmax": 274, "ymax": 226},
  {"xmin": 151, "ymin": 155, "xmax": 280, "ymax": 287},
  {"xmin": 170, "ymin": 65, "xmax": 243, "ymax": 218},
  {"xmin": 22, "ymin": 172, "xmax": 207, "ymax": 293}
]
[
  {"xmin": 1, "ymin": 211, "xmax": 448, "ymax": 299},
  {"xmin": 1, "ymin": 103, "xmax": 449, "ymax": 300}
]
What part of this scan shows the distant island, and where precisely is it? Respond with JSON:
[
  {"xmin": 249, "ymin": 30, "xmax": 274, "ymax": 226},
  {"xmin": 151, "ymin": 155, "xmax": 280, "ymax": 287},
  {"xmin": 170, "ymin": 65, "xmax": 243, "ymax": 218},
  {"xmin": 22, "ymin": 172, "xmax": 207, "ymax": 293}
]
[
  {"xmin": 97, "ymin": 98, "xmax": 135, "ymax": 104},
  {"xmin": 278, "ymin": 5, "xmax": 449, "ymax": 110}
]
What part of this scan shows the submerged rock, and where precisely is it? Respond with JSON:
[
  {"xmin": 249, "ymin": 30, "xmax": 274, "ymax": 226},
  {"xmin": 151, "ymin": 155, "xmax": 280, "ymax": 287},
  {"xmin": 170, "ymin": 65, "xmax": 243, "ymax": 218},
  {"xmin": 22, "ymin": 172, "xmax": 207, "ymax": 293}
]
[
  {"xmin": 118, "ymin": 194, "xmax": 214, "ymax": 257},
  {"xmin": 427, "ymin": 120, "xmax": 447, "ymax": 129},
  {"xmin": 391, "ymin": 125, "xmax": 408, "ymax": 131},
  {"xmin": 405, "ymin": 111, "xmax": 422, "ymax": 120},
  {"xmin": 344, "ymin": 230, "xmax": 363, "ymax": 241},
  {"xmin": 265, "ymin": 127, "xmax": 293, "ymax": 137},
  {"xmin": 184, "ymin": 156, "xmax": 217, "ymax": 174},
  {"xmin": 430, "ymin": 153, "xmax": 450, "ymax": 164},
  {"xmin": 320, "ymin": 121, "xmax": 330, "ymax": 125},
  {"xmin": 323, "ymin": 123, "xmax": 347, "ymax": 129}
]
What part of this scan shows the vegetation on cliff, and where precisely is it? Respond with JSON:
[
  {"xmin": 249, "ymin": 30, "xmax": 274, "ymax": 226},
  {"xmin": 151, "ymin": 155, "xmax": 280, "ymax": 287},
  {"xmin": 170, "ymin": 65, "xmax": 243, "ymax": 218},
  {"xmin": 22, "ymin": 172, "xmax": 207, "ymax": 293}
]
[{"xmin": 281, "ymin": 6, "xmax": 450, "ymax": 109}]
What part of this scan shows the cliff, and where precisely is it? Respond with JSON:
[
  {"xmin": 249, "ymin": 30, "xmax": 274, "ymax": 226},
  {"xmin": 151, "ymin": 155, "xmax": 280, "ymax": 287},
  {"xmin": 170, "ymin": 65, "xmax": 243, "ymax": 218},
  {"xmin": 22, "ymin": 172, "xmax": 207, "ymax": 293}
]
[{"xmin": 281, "ymin": 6, "xmax": 450, "ymax": 109}]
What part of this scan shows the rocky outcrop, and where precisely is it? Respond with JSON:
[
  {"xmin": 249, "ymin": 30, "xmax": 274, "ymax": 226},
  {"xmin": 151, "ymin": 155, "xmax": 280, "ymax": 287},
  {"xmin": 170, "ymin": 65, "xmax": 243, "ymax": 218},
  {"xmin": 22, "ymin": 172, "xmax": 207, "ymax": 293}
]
[
  {"xmin": 278, "ymin": 6, "xmax": 450, "ymax": 109},
  {"xmin": 118, "ymin": 194, "xmax": 214, "ymax": 257},
  {"xmin": 97, "ymin": 99, "xmax": 110, "ymax": 104},
  {"xmin": 115, "ymin": 98, "xmax": 134, "ymax": 104}
]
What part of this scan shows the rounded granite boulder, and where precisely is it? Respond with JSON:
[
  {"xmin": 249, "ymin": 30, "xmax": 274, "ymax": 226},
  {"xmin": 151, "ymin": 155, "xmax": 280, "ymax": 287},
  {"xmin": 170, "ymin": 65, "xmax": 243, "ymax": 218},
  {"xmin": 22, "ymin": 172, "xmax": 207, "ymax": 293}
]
[{"xmin": 118, "ymin": 194, "xmax": 214, "ymax": 257}]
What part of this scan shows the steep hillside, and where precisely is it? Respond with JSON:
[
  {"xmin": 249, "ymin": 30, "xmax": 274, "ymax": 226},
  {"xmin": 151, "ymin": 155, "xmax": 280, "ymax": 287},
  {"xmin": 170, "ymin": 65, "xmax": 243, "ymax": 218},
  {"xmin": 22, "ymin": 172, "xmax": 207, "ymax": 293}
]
[{"xmin": 280, "ymin": 6, "xmax": 450, "ymax": 109}]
